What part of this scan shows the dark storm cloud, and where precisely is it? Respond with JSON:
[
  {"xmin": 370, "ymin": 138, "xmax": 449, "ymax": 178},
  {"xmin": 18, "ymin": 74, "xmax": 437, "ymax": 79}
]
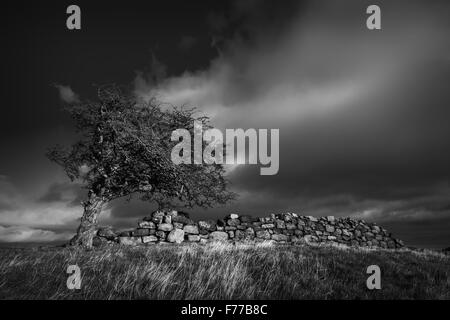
[
  {"xmin": 179, "ymin": 36, "xmax": 197, "ymax": 51},
  {"xmin": 38, "ymin": 182, "xmax": 87, "ymax": 207}
]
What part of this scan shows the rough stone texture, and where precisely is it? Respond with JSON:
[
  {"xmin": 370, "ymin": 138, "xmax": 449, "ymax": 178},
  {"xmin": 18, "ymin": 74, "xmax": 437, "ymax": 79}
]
[
  {"xmin": 103, "ymin": 210, "xmax": 405, "ymax": 249},
  {"xmin": 183, "ymin": 225, "xmax": 199, "ymax": 234},
  {"xmin": 158, "ymin": 223, "xmax": 173, "ymax": 232},
  {"xmin": 142, "ymin": 235, "xmax": 158, "ymax": 243},
  {"xmin": 167, "ymin": 229, "xmax": 185, "ymax": 243},
  {"xmin": 97, "ymin": 227, "xmax": 117, "ymax": 241},
  {"xmin": 119, "ymin": 237, "xmax": 141, "ymax": 245},
  {"xmin": 209, "ymin": 231, "xmax": 229, "ymax": 241},
  {"xmin": 198, "ymin": 220, "xmax": 217, "ymax": 232},
  {"xmin": 187, "ymin": 235, "xmax": 201, "ymax": 242},
  {"xmin": 138, "ymin": 221, "xmax": 155, "ymax": 229}
]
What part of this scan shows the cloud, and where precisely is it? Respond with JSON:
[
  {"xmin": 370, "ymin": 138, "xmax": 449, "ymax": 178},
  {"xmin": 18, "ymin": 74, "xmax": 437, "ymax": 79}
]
[
  {"xmin": 53, "ymin": 84, "xmax": 79, "ymax": 103},
  {"xmin": 179, "ymin": 36, "xmax": 197, "ymax": 51},
  {"xmin": 0, "ymin": 177, "xmax": 84, "ymax": 230},
  {"xmin": 38, "ymin": 182, "xmax": 86, "ymax": 207},
  {"xmin": 132, "ymin": 0, "xmax": 450, "ymax": 232},
  {"xmin": 0, "ymin": 225, "xmax": 72, "ymax": 242}
]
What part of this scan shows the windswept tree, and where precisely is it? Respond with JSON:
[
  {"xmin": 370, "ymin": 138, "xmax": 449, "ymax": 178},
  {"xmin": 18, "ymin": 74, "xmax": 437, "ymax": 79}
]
[{"xmin": 48, "ymin": 85, "xmax": 235, "ymax": 247}]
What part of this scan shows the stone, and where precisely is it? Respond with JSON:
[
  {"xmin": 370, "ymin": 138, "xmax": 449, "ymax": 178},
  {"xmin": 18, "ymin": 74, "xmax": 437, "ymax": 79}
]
[
  {"xmin": 271, "ymin": 234, "xmax": 288, "ymax": 241},
  {"xmin": 275, "ymin": 220, "xmax": 286, "ymax": 229},
  {"xmin": 245, "ymin": 228, "xmax": 255, "ymax": 239},
  {"xmin": 172, "ymin": 215, "xmax": 194, "ymax": 225},
  {"xmin": 304, "ymin": 235, "xmax": 318, "ymax": 243},
  {"xmin": 138, "ymin": 221, "xmax": 155, "ymax": 229},
  {"xmin": 235, "ymin": 230, "xmax": 246, "ymax": 239},
  {"xmin": 342, "ymin": 230, "xmax": 352, "ymax": 237},
  {"xmin": 227, "ymin": 218, "xmax": 240, "ymax": 227},
  {"xmin": 158, "ymin": 223, "xmax": 173, "ymax": 232},
  {"xmin": 97, "ymin": 227, "xmax": 116, "ymax": 240},
  {"xmin": 118, "ymin": 230, "xmax": 132, "ymax": 237},
  {"xmin": 167, "ymin": 229, "xmax": 185, "ymax": 243},
  {"xmin": 142, "ymin": 235, "xmax": 158, "ymax": 243},
  {"xmin": 106, "ymin": 211, "xmax": 404, "ymax": 249},
  {"xmin": 256, "ymin": 230, "xmax": 271, "ymax": 239},
  {"xmin": 239, "ymin": 215, "xmax": 255, "ymax": 223},
  {"xmin": 198, "ymin": 220, "xmax": 217, "ymax": 231},
  {"xmin": 156, "ymin": 230, "xmax": 166, "ymax": 239},
  {"xmin": 209, "ymin": 231, "xmax": 228, "ymax": 241},
  {"xmin": 187, "ymin": 235, "xmax": 200, "ymax": 242},
  {"xmin": 151, "ymin": 211, "xmax": 165, "ymax": 224},
  {"xmin": 230, "ymin": 213, "xmax": 239, "ymax": 219},
  {"xmin": 173, "ymin": 222, "xmax": 184, "ymax": 229},
  {"xmin": 183, "ymin": 225, "xmax": 199, "ymax": 234},
  {"xmin": 92, "ymin": 236, "xmax": 109, "ymax": 247},
  {"xmin": 164, "ymin": 216, "xmax": 172, "ymax": 224},
  {"xmin": 286, "ymin": 223, "xmax": 296, "ymax": 230},
  {"xmin": 167, "ymin": 210, "xmax": 178, "ymax": 217},
  {"xmin": 119, "ymin": 237, "xmax": 141, "ymax": 245}
]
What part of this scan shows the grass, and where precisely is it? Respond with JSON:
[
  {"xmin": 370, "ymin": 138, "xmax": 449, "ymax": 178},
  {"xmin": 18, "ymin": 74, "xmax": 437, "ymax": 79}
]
[{"xmin": 0, "ymin": 242, "xmax": 449, "ymax": 299}]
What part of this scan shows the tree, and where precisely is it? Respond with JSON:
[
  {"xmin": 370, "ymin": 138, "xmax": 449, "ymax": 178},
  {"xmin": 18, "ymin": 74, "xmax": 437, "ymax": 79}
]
[{"xmin": 47, "ymin": 85, "xmax": 235, "ymax": 247}]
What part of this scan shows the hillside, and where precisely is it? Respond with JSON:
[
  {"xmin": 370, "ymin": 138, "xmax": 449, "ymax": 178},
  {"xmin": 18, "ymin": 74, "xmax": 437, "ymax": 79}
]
[{"xmin": 0, "ymin": 242, "xmax": 449, "ymax": 299}]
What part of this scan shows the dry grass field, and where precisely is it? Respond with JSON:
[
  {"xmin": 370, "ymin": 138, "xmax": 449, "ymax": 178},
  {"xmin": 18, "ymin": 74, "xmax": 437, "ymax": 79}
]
[{"xmin": 0, "ymin": 242, "xmax": 449, "ymax": 299}]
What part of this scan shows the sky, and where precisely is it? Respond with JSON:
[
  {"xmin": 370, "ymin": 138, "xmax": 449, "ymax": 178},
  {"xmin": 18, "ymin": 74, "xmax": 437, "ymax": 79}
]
[{"xmin": 1, "ymin": 0, "xmax": 450, "ymax": 248}]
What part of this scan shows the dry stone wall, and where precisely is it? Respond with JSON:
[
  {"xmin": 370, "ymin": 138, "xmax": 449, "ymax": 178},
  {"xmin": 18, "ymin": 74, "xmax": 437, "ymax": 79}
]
[{"xmin": 95, "ymin": 210, "xmax": 405, "ymax": 249}]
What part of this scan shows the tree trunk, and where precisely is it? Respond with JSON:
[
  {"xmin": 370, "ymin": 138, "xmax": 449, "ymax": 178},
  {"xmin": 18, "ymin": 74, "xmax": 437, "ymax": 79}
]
[{"xmin": 69, "ymin": 194, "xmax": 105, "ymax": 248}]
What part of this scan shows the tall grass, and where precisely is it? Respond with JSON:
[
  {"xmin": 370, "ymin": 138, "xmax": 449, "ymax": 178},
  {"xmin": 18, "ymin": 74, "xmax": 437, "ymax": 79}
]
[{"xmin": 0, "ymin": 242, "xmax": 449, "ymax": 299}]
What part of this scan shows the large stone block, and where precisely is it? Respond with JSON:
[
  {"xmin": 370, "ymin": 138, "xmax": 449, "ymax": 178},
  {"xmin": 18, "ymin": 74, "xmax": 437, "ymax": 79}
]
[
  {"xmin": 227, "ymin": 218, "xmax": 240, "ymax": 226},
  {"xmin": 158, "ymin": 223, "xmax": 173, "ymax": 232},
  {"xmin": 172, "ymin": 215, "xmax": 195, "ymax": 225},
  {"xmin": 142, "ymin": 235, "xmax": 158, "ymax": 243},
  {"xmin": 183, "ymin": 225, "xmax": 199, "ymax": 234},
  {"xmin": 97, "ymin": 227, "xmax": 117, "ymax": 240},
  {"xmin": 199, "ymin": 220, "xmax": 217, "ymax": 231},
  {"xmin": 138, "ymin": 221, "xmax": 156, "ymax": 229},
  {"xmin": 167, "ymin": 229, "xmax": 185, "ymax": 243},
  {"xmin": 271, "ymin": 234, "xmax": 288, "ymax": 241},
  {"xmin": 187, "ymin": 235, "xmax": 200, "ymax": 242},
  {"xmin": 256, "ymin": 230, "xmax": 271, "ymax": 239},
  {"xmin": 209, "ymin": 231, "xmax": 228, "ymax": 241}
]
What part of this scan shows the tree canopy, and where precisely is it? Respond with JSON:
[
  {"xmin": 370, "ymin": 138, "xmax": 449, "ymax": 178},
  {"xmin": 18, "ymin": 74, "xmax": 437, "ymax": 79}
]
[{"xmin": 48, "ymin": 85, "xmax": 235, "ymax": 210}]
